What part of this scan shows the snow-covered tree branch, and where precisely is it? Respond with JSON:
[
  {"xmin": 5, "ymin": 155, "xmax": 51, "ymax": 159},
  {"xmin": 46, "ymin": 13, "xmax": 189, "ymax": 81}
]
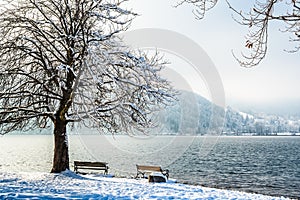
[
  {"xmin": 228, "ymin": 0, "xmax": 300, "ymax": 67},
  {"xmin": 178, "ymin": 0, "xmax": 300, "ymax": 67}
]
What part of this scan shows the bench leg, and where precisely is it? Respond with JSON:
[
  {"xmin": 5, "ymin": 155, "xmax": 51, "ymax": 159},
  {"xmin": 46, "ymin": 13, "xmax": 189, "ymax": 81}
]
[{"xmin": 135, "ymin": 171, "xmax": 145, "ymax": 179}]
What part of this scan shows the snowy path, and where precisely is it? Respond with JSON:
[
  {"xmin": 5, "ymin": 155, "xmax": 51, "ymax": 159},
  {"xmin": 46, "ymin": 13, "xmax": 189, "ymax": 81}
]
[{"xmin": 0, "ymin": 171, "xmax": 291, "ymax": 200}]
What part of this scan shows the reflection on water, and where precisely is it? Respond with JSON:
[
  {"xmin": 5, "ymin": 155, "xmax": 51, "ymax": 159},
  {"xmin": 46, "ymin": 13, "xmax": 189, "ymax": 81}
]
[{"xmin": 0, "ymin": 135, "xmax": 299, "ymax": 199}]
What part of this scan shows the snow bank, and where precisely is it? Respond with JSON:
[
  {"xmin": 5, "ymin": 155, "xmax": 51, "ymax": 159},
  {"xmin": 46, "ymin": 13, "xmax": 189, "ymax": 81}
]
[{"xmin": 0, "ymin": 171, "xmax": 290, "ymax": 200}]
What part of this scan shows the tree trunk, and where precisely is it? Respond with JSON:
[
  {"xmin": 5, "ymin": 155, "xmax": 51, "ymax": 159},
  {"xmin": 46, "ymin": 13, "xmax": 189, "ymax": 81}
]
[{"xmin": 51, "ymin": 118, "xmax": 69, "ymax": 173}]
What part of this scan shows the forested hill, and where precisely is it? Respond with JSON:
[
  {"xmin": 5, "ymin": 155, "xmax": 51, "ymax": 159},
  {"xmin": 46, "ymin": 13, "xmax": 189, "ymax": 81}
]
[
  {"xmin": 10, "ymin": 91, "xmax": 300, "ymax": 135},
  {"xmin": 159, "ymin": 91, "xmax": 300, "ymax": 135}
]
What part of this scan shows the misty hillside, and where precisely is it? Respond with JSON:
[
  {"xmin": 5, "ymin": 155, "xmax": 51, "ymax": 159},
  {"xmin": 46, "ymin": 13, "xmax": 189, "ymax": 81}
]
[
  {"xmin": 11, "ymin": 91, "xmax": 300, "ymax": 135},
  {"xmin": 159, "ymin": 91, "xmax": 300, "ymax": 135}
]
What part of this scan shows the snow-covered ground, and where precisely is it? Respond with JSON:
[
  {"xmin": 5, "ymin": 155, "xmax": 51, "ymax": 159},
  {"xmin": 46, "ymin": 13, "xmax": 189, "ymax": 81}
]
[{"xmin": 0, "ymin": 171, "xmax": 291, "ymax": 200}]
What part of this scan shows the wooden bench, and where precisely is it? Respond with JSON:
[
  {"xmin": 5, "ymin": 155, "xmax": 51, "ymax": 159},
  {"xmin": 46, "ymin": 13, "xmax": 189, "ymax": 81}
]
[
  {"xmin": 74, "ymin": 161, "xmax": 109, "ymax": 174},
  {"xmin": 135, "ymin": 164, "xmax": 169, "ymax": 179}
]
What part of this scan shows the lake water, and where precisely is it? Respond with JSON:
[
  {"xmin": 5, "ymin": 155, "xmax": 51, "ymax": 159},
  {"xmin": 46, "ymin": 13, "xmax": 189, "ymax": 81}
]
[{"xmin": 0, "ymin": 135, "xmax": 299, "ymax": 199}]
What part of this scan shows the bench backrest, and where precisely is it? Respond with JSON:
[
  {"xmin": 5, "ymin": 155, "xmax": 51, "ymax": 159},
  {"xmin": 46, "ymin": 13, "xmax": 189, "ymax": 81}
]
[
  {"xmin": 136, "ymin": 165, "xmax": 162, "ymax": 172},
  {"xmin": 74, "ymin": 161, "xmax": 107, "ymax": 168}
]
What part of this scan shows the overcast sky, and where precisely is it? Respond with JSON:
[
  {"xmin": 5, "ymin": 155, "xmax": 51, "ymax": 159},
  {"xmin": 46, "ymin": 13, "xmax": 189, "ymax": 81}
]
[{"xmin": 125, "ymin": 0, "xmax": 300, "ymax": 114}]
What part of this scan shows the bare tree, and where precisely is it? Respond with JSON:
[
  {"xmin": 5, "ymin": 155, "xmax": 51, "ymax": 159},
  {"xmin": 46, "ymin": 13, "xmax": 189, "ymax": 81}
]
[
  {"xmin": 178, "ymin": 0, "xmax": 300, "ymax": 67},
  {"xmin": 0, "ymin": 0, "xmax": 175, "ymax": 173},
  {"xmin": 229, "ymin": 0, "xmax": 300, "ymax": 67}
]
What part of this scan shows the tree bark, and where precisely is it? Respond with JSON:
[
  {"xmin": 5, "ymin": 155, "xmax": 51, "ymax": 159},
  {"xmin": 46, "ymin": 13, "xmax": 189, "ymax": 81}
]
[{"xmin": 51, "ymin": 118, "xmax": 69, "ymax": 173}]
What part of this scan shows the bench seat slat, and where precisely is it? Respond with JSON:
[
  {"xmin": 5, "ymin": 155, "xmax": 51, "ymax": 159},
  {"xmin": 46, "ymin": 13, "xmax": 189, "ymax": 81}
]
[{"xmin": 76, "ymin": 166, "xmax": 107, "ymax": 170}]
